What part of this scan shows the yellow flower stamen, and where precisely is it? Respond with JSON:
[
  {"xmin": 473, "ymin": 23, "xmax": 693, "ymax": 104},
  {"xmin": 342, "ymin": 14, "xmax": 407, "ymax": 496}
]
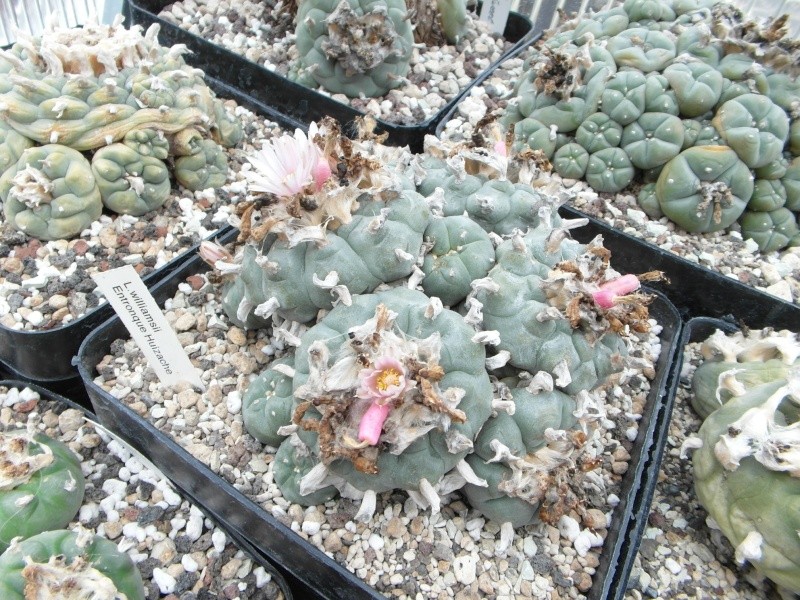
[{"xmin": 376, "ymin": 368, "xmax": 401, "ymax": 391}]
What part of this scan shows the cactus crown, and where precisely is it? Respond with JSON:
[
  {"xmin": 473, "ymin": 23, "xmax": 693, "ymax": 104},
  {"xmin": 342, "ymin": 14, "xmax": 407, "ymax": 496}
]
[{"xmin": 0, "ymin": 431, "xmax": 54, "ymax": 491}]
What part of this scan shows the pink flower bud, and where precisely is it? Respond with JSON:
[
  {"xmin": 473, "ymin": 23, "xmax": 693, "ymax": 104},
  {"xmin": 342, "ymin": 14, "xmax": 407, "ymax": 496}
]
[
  {"xmin": 313, "ymin": 158, "xmax": 333, "ymax": 191},
  {"xmin": 199, "ymin": 241, "xmax": 232, "ymax": 267},
  {"xmin": 358, "ymin": 401, "xmax": 392, "ymax": 445},
  {"xmin": 592, "ymin": 274, "xmax": 640, "ymax": 309},
  {"xmin": 493, "ymin": 140, "xmax": 508, "ymax": 158}
]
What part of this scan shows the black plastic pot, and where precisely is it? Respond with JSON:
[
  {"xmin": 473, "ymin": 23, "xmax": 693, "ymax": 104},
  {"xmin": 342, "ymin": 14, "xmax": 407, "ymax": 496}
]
[
  {"xmin": 560, "ymin": 206, "xmax": 800, "ymax": 327},
  {"xmin": 75, "ymin": 244, "xmax": 683, "ymax": 600},
  {"xmin": 0, "ymin": 378, "xmax": 293, "ymax": 600},
  {"xmin": 125, "ymin": 0, "xmax": 535, "ymax": 153},
  {"xmin": 0, "ymin": 74, "xmax": 303, "ymax": 384}
]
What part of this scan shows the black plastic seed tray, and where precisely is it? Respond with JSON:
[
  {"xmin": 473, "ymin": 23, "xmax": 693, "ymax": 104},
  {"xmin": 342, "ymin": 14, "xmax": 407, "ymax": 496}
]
[
  {"xmin": 0, "ymin": 73, "xmax": 304, "ymax": 384},
  {"xmin": 0, "ymin": 378, "xmax": 294, "ymax": 600},
  {"xmin": 75, "ymin": 239, "xmax": 683, "ymax": 600},
  {"xmin": 560, "ymin": 206, "xmax": 800, "ymax": 328},
  {"xmin": 125, "ymin": 0, "xmax": 535, "ymax": 153}
]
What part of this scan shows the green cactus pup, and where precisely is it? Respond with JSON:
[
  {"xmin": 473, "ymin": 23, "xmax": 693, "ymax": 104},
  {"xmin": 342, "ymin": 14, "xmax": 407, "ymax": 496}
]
[
  {"xmin": 174, "ymin": 138, "xmax": 229, "ymax": 191},
  {"xmin": 242, "ymin": 356, "xmax": 297, "ymax": 448},
  {"xmin": 655, "ymin": 145, "xmax": 753, "ymax": 233},
  {"xmin": 0, "ymin": 122, "xmax": 33, "ymax": 178},
  {"xmin": 0, "ymin": 431, "xmax": 85, "ymax": 552},
  {"xmin": 293, "ymin": 0, "xmax": 414, "ymax": 98},
  {"xmin": 662, "ymin": 61, "xmax": 723, "ymax": 119},
  {"xmin": 712, "ymin": 94, "xmax": 790, "ymax": 169},
  {"xmin": 585, "ymin": 147, "xmax": 635, "ymax": 193},
  {"xmin": 0, "ymin": 529, "xmax": 145, "ymax": 600},
  {"xmin": 692, "ymin": 376, "xmax": 800, "ymax": 595},
  {"xmin": 739, "ymin": 208, "xmax": 800, "ymax": 253},
  {"xmin": 0, "ymin": 144, "xmax": 103, "ymax": 240},
  {"xmin": 273, "ymin": 288, "xmax": 492, "ymax": 517},
  {"xmin": 553, "ymin": 142, "xmax": 590, "ymax": 179},
  {"xmin": 91, "ymin": 143, "xmax": 171, "ymax": 216},
  {"xmin": 621, "ymin": 112, "xmax": 685, "ymax": 170}
]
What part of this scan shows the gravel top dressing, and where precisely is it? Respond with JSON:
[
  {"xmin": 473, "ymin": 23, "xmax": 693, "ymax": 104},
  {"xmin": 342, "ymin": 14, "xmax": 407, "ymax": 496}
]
[{"xmin": 0, "ymin": 383, "xmax": 286, "ymax": 599}]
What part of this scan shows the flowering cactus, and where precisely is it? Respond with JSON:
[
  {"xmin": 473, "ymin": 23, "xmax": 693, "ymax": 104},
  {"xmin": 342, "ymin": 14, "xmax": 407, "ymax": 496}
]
[
  {"xmin": 0, "ymin": 529, "xmax": 146, "ymax": 600},
  {"xmin": 0, "ymin": 15, "xmax": 242, "ymax": 239},
  {"xmin": 272, "ymin": 288, "xmax": 493, "ymax": 516},
  {"xmin": 0, "ymin": 431, "xmax": 85, "ymax": 552}
]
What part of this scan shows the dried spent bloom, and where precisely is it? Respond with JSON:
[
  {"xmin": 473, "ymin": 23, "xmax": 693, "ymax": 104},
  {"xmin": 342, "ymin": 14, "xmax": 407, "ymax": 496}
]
[
  {"xmin": 714, "ymin": 371, "xmax": 800, "ymax": 475},
  {"xmin": 244, "ymin": 123, "xmax": 330, "ymax": 198}
]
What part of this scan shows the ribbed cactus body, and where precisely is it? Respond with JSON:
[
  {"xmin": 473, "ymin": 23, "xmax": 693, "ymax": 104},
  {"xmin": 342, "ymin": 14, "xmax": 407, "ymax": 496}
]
[
  {"xmin": 91, "ymin": 143, "xmax": 171, "ymax": 216},
  {"xmin": 243, "ymin": 356, "xmax": 298, "ymax": 448},
  {"xmin": 293, "ymin": 0, "xmax": 414, "ymax": 98}
]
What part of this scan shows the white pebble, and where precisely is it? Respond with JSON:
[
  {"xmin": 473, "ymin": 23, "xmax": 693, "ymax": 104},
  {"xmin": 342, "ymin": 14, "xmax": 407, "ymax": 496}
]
[
  {"xmin": 558, "ymin": 515, "xmax": 580, "ymax": 542},
  {"xmin": 152, "ymin": 568, "xmax": 177, "ymax": 594},
  {"xmin": 452, "ymin": 555, "xmax": 477, "ymax": 585},
  {"xmin": 254, "ymin": 566, "xmax": 272, "ymax": 587},
  {"xmin": 182, "ymin": 554, "xmax": 199, "ymax": 573},
  {"xmin": 212, "ymin": 530, "xmax": 227, "ymax": 553},
  {"xmin": 226, "ymin": 391, "xmax": 242, "ymax": 415}
]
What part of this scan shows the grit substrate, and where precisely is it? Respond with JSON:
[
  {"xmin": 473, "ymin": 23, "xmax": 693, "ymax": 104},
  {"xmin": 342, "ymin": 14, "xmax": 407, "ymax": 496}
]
[
  {"xmin": 439, "ymin": 52, "xmax": 800, "ymax": 307},
  {"xmin": 623, "ymin": 337, "xmax": 780, "ymax": 600},
  {"xmin": 0, "ymin": 101, "xmax": 286, "ymax": 332},
  {"xmin": 92, "ymin": 251, "xmax": 663, "ymax": 600},
  {"xmin": 157, "ymin": 0, "xmax": 515, "ymax": 125},
  {"xmin": 0, "ymin": 383, "xmax": 285, "ymax": 599}
]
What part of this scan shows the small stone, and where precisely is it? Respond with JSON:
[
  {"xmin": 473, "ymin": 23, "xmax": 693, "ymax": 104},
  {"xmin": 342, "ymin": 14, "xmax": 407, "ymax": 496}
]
[
  {"xmin": 385, "ymin": 517, "xmax": 405, "ymax": 538},
  {"xmin": 226, "ymin": 327, "xmax": 247, "ymax": 346},
  {"xmin": 174, "ymin": 313, "xmax": 197, "ymax": 332},
  {"xmin": 48, "ymin": 294, "xmax": 69, "ymax": 309}
]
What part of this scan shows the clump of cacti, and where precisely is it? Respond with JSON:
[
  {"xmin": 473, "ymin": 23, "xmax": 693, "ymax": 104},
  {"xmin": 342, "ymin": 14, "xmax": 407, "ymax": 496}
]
[
  {"xmin": 203, "ymin": 119, "xmax": 659, "ymax": 532},
  {"xmin": 291, "ymin": 0, "xmax": 469, "ymax": 98},
  {"xmin": 0, "ymin": 15, "xmax": 242, "ymax": 240},
  {"xmin": 0, "ymin": 430, "xmax": 85, "ymax": 553},
  {"xmin": 0, "ymin": 529, "xmax": 146, "ymax": 600},
  {"xmin": 686, "ymin": 327, "xmax": 800, "ymax": 595},
  {"xmin": 503, "ymin": 0, "xmax": 800, "ymax": 252}
]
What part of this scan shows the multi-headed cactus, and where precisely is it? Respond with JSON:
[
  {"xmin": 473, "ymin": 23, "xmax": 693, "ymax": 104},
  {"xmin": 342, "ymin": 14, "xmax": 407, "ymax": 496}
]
[
  {"xmin": 215, "ymin": 122, "xmax": 659, "ymax": 531},
  {"xmin": 272, "ymin": 288, "xmax": 493, "ymax": 516},
  {"xmin": 0, "ymin": 430, "xmax": 85, "ymax": 552},
  {"xmin": 504, "ymin": 0, "xmax": 800, "ymax": 251},
  {"xmin": 0, "ymin": 529, "xmax": 146, "ymax": 600},
  {"xmin": 0, "ymin": 15, "xmax": 242, "ymax": 239}
]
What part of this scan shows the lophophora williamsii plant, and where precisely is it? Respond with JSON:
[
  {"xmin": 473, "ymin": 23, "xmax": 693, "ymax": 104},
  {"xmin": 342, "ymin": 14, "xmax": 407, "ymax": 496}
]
[
  {"xmin": 202, "ymin": 117, "xmax": 661, "ymax": 541},
  {"xmin": 0, "ymin": 15, "xmax": 242, "ymax": 241},
  {"xmin": 682, "ymin": 328, "xmax": 800, "ymax": 595},
  {"xmin": 0, "ymin": 528, "xmax": 146, "ymax": 600},
  {"xmin": 0, "ymin": 429, "xmax": 85, "ymax": 553},
  {"xmin": 503, "ymin": 0, "xmax": 800, "ymax": 252},
  {"xmin": 290, "ymin": 0, "xmax": 469, "ymax": 97}
]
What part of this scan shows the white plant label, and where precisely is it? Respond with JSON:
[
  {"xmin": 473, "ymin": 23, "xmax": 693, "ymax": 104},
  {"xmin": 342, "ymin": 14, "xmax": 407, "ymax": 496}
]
[
  {"xmin": 92, "ymin": 266, "xmax": 204, "ymax": 389},
  {"xmin": 479, "ymin": 0, "xmax": 512, "ymax": 35}
]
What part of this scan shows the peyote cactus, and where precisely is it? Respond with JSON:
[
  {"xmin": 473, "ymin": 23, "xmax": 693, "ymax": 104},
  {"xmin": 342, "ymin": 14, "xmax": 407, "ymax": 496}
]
[
  {"xmin": 503, "ymin": 0, "xmax": 800, "ymax": 251},
  {"xmin": 0, "ymin": 529, "xmax": 146, "ymax": 600},
  {"xmin": 0, "ymin": 15, "xmax": 242, "ymax": 239},
  {"xmin": 0, "ymin": 144, "xmax": 103, "ymax": 241},
  {"xmin": 0, "ymin": 430, "xmax": 85, "ymax": 552},
  {"xmin": 209, "ymin": 121, "xmax": 660, "ymax": 533},
  {"xmin": 692, "ymin": 376, "xmax": 800, "ymax": 595},
  {"xmin": 292, "ymin": 0, "xmax": 415, "ymax": 98},
  {"xmin": 273, "ymin": 287, "xmax": 493, "ymax": 513}
]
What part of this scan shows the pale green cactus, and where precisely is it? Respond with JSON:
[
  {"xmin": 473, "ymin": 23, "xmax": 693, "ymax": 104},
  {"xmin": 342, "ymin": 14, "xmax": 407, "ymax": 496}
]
[
  {"xmin": 572, "ymin": 7, "xmax": 629, "ymax": 43},
  {"xmin": 784, "ymin": 158, "xmax": 800, "ymax": 212},
  {"xmin": 292, "ymin": 0, "xmax": 414, "ymax": 98},
  {"xmin": 0, "ymin": 17, "xmax": 243, "ymax": 239},
  {"xmin": 655, "ymin": 145, "xmax": 753, "ymax": 232},
  {"xmin": 601, "ymin": 71, "xmax": 648, "ymax": 126},
  {"xmin": 553, "ymin": 142, "xmax": 589, "ymax": 179},
  {"xmin": 739, "ymin": 208, "xmax": 800, "ymax": 253},
  {"xmin": 693, "ymin": 379, "xmax": 800, "ymax": 595},
  {"xmin": 513, "ymin": 118, "xmax": 558, "ymax": 158},
  {"xmin": 675, "ymin": 24, "xmax": 721, "ymax": 66},
  {"xmin": 421, "ymin": 215, "xmax": 494, "ymax": 306},
  {"xmin": 174, "ymin": 138, "xmax": 229, "ymax": 191},
  {"xmin": 273, "ymin": 287, "xmax": 493, "ymax": 508},
  {"xmin": 586, "ymin": 147, "xmax": 635, "ymax": 193},
  {"xmin": 747, "ymin": 179, "xmax": 787, "ymax": 212},
  {"xmin": 0, "ymin": 431, "xmax": 85, "ymax": 553},
  {"xmin": 623, "ymin": 0, "xmax": 676, "ymax": 23},
  {"xmin": 435, "ymin": 0, "xmax": 469, "ymax": 43},
  {"xmin": 0, "ymin": 122, "xmax": 34, "ymax": 178},
  {"xmin": 663, "ymin": 61, "xmax": 724, "ymax": 118},
  {"xmin": 621, "ymin": 112, "xmax": 685, "ymax": 169},
  {"xmin": 472, "ymin": 216, "xmax": 631, "ymax": 395},
  {"xmin": 242, "ymin": 356, "xmax": 297, "ymax": 448},
  {"xmin": 1, "ymin": 144, "xmax": 103, "ymax": 240},
  {"xmin": 463, "ymin": 384, "xmax": 578, "ymax": 527},
  {"xmin": 223, "ymin": 189, "xmax": 431, "ymax": 326},
  {"xmin": 91, "ymin": 143, "xmax": 171, "ymax": 216},
  {"xmin": 606, "ymin": 28, "xmax": 676, "ymax": 73},
  {"xmin": 644, "ymin": 73, "xmax": 680, "ymax": 115},
  {"xmin": 0, "ymin": 530, "xmax": 146, "ymax": 600},
  {"xmin": 712, "ymin": 94, "xmax": 790, "ymax": 168},
  {"xmin": 638, "ymin": 182, "xmax": 663, "ymax": 218},
  {"xmin": 575, "ymin": 113, "xmax": 624, "ymax": 153}
]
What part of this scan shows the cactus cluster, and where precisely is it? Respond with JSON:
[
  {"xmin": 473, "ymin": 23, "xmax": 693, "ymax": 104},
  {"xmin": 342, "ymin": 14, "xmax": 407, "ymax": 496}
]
[
  {"xmin": 504, "ymin": 0, "xmax": 800, "ymax": 252},
  {"xmin": 291, "ymin": 0, "xmax": 468, "ymax": 97},
  {"xmin": 205, "ymin": 119, "xmax": 659, "ymax": 530},
  {"xmin": 0, "ymin": 15, "xmax": 242, "ymax": 240},
  {"xmin": 687, "ymin": 328, "xmax": 800, "ymax": 595}
]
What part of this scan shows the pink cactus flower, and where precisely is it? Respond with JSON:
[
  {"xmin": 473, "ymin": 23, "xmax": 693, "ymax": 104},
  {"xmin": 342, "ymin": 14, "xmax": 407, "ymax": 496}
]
[
  {"xmin": 244, "ymin": 123, "xmax": 331, "ymax": 197},
  {"xmin": 356, "ymin": 356, "xmax": 409, "ymax": 445},
  {"xmin": 198, "ymin": 240, "xmax": 232, "ymax": 267},
  {"xmin": 592, "ymin": 274, "xmax": 641, "ymax": 309}
]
